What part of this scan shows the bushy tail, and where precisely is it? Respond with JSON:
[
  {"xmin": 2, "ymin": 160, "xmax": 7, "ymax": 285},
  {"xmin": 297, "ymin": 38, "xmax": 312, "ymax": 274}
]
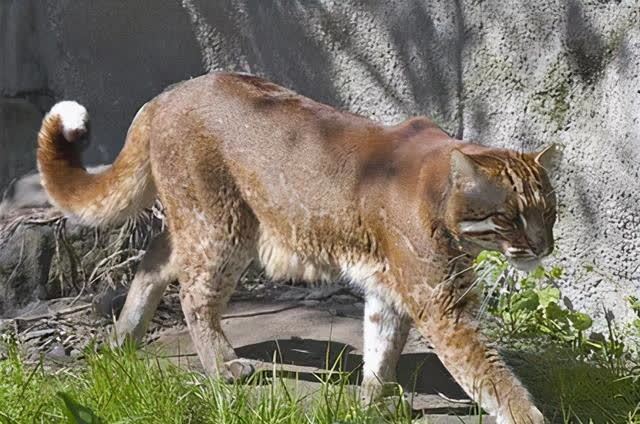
[{"xmin": 36, "ymin": 101, "xmax": 156, "ymax": 226}]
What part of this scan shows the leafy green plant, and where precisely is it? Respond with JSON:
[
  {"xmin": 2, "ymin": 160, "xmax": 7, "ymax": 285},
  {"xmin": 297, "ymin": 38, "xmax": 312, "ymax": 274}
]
[
  {"xmin": 474, "ymin": 251, "xmax": 633, "ymax": 367},
  {"xmin": 474, "ymin": 251, "xmax": 640, "ymax": 423},
  {"xmin": 628, "ymin": 296, "xmax": 640, "ymax": 333},
  {"xmin": 475, "ymin": 251, "xmax": 592, "ymax": 346}
]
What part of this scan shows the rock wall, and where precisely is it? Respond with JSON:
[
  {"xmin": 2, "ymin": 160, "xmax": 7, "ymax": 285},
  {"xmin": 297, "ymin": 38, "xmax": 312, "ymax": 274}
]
[{"xmin": 1, "ymin": 0, "xmax": 638, "ymax": 323}]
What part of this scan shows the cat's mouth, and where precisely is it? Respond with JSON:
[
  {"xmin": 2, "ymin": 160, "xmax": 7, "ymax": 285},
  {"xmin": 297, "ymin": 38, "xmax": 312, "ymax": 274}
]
[
  {"xmin": 506, "ymin": 254, "xmax": 541, "ymax": 272},
  {"xmin": 504, "ymin": 247, "xmax": 543, "ymax": 272}
]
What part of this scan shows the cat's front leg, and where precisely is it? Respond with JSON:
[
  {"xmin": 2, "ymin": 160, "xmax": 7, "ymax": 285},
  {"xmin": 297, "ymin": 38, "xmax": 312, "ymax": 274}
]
[{"xmin": 412, "ymin": 283, "xmax": 545, "ymax": 424}]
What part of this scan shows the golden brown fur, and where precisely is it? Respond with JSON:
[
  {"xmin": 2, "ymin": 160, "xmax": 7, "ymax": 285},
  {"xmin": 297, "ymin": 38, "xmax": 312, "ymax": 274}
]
[{"xmin": 36, "ymin": 72, "xmax": 558, "ymax": 423}]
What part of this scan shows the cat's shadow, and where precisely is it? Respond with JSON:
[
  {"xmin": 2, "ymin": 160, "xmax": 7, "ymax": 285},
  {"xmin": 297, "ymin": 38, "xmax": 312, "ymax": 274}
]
[{"xmin": 236, "ymin": 338, "xmax": 469, "ymax": 400}]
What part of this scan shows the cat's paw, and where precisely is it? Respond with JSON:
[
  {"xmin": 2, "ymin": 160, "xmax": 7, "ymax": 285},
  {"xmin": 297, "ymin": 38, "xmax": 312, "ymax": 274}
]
[
  {"xmin": 497, "ymin": 404, "xmax": 545, "ymax": 424},
  {"xmin": 222, "ymin": 358, "xmax": 256, "ymax": 383},
  {"xmin": 359, "ymin": 378, "xmax": 401, "ymax": 405}
]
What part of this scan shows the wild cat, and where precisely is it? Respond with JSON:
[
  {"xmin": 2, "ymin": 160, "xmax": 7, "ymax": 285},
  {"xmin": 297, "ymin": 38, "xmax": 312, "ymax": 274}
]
[{"xmin": 36, "ymin": 72, "xmax": 557, "ymax": 423}]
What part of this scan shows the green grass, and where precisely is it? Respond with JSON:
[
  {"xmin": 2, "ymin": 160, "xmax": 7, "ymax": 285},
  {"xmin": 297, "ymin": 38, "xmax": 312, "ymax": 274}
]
[
  {"xmin": 1, "ymin": 337, "xmax": 639, "ymax": 423},
  {"xmin": 508, "ymin": 347, "xmax": 640, "ymax": 423},
  {"xmin": 0, "ymin": 341, "xmax": 413, "ymax": 424}
]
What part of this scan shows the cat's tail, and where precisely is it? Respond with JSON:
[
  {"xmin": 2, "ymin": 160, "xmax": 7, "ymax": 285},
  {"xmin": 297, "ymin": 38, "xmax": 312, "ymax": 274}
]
[{"xmin": 36, "ymin": 101, "xmax": 156, "ymax": 226}]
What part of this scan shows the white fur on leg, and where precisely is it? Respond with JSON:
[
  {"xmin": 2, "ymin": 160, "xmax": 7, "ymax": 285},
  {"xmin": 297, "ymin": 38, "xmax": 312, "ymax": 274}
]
[
  {"xmin": 362, "ymin": 291, "xmax": 411, "ymax": 399},
  {"xmin": 112, "ymin": 269, "xmax": 171, "ymax": 346},
  {"xmin": 48, "ymin": 101, "xmax": 89, "ymax": 141},
  {"xmin": 111, "ymin": 233, "xmax": 175, "ymax": 346}
]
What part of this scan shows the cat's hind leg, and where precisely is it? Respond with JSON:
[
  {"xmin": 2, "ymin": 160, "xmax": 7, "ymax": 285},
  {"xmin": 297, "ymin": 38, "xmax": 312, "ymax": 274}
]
[{"xmin": 111, "ymin": 231, "xmax": 175, "ymax": 346}]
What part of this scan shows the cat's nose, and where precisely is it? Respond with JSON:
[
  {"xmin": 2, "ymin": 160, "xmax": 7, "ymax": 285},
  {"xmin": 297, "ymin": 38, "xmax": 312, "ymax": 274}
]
[{"xmin": 528, "ymin": 228, "xmax": 554, "ymax": 258}]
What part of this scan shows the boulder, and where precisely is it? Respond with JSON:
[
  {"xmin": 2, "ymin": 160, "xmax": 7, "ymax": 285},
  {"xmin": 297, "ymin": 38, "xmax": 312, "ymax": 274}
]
[
  {"xmin": 0, "ymin": 219, "xmax": 57, "ymax": 316},
  {"xmin": 0, "ymin": 207, "xmax": 164, "ymax": 318}
]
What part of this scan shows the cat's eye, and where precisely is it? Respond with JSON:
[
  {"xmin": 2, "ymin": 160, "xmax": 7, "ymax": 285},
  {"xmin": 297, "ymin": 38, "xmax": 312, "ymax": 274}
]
[{"xmin": 515, "ymin": 214, "xmax": 526, "ymax": 228}]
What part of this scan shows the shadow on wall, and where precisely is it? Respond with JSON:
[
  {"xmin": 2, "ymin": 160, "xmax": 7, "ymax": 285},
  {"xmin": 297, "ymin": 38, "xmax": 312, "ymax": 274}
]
[
  {"xmin": 179, "ymin": 0, "xmax": 464, "ymax": 125},
  {"xmin": 3, "ymin": 0, "xmax": 637, "ymax": 208},
  {"xmin": 463, "ymin": 0, "xmax": 631, "ymax": 142},
  {"xmin": 1, "ymin": 0, "xmax": 467, "ymax": 190},
  {"xmin": 565, "ymin": 0, "xmax": 609, "ymax": 83}
]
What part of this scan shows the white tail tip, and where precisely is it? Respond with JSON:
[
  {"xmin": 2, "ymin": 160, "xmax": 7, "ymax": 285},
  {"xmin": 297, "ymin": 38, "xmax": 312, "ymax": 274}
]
[{"xmin": 48, "ymin": 101, "xmax": 89, "ymax": 141}]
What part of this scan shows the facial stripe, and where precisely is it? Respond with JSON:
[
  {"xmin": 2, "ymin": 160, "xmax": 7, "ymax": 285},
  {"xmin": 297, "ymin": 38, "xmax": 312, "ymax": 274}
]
[
  {"xmin": 459, "ymin": 217, "xmax": 502, "ymax": 235},
  {"xmin": 492, "ymin": 214, "xmax": 513, "ymax": 229},
  {"xmin": 506, "ymin": 246, "xmax": 535, "ymax": 257},
  {"xmin": 502, "ymin": 157, "xmax": 548, "ymax": 212}
]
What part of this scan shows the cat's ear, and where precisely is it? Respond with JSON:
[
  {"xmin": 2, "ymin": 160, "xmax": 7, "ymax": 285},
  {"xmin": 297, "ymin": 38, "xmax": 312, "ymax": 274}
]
[
  {"xmin": 533, "ymin": 144, "xmax": 562, "ymax": 173},
  {"xmin": 450, "ymin": 149, "xmax": 482, "ymax": 183}
]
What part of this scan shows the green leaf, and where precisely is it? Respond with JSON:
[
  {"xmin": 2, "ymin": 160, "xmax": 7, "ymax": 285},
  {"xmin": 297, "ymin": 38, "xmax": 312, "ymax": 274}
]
[
  {"xmin": 548, "ymin": 266, "xmax": 563, "ymax": 279},
  {"xmin": 58, "ymin": 392, "xmax": 102, "ymax": 424},
  {"xmin": 544, "ymin": 301, "xmax": 568, "ymax": 321},
  {"xmin": 474, "ymin": 250, "xmax": 506, "ymax": 267},
  {"xmin": 512, "ymin": 291, "xmax": 539, "ymax": 312},
  {"xmin": 537, "ymin": 287, "xmax": 561, "ymax": 308},
  {"xmin": 530, "ymin": 266, "xmax": 546, "ymax": 280},
  {"xmin": 568, "ymin": 312, "xmax": 593, "ymax": 331},
  {"xmin": 627, "ymin": 296, "xmax": 640, "ymax": 314},
  {"xmin": 474, "ymin": 250, "xmax": 491, "ymax": 264}
]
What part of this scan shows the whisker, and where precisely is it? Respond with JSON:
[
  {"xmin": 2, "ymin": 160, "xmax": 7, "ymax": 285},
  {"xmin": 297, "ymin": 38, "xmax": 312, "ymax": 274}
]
[
  {"xmin": 443, "ymin": 264, "xmax": 475, "ymax": 283},
  {"xmin": 476, "ymin": 267, "xmax": 509, "ymax": 320},
  {"xmin": 448, "ymin": 253, "xmax": 469, "ymax": 264},
  {"xmin": 452, "ymin": 266, "xmax": 492, "ymax": 308}
]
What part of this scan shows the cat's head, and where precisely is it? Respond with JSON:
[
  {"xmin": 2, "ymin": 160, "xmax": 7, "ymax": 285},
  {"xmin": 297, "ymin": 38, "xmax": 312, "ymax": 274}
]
[{"xmin": 446, "ymin": 145, "xmax": 560, "ymax": 271}]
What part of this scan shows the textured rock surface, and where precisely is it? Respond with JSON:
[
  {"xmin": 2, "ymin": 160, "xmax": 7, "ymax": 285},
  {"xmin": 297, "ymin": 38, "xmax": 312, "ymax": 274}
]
[
  {"xmin": 1, "ymin": 0, "xmax": 638, "ymax": 322},
  {"xmin": 0, "ymin": 221, "xmax": 56, "ymax": 315},
  {"xmin": 0, "ymin": 208, "xmax": 163, "ymax": 318}
]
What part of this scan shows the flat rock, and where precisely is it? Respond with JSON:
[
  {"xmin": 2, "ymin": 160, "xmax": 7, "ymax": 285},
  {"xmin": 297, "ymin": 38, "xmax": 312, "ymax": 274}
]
[{"xmin": 150, "ymin": 298, "xmax": 475, "ymax": 417}]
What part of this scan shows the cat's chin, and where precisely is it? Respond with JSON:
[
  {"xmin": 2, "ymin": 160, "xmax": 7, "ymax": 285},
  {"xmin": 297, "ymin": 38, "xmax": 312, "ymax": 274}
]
[{"xmin": 508, "ymin": 257, "xmax": 541, "ymax": 272}]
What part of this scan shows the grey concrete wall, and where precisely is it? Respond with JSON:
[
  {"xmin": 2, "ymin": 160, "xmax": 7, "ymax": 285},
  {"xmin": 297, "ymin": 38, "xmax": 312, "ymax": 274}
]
[{"xmin": 1, "ymin": 0, "xmax": 638, "ymax": 323}]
